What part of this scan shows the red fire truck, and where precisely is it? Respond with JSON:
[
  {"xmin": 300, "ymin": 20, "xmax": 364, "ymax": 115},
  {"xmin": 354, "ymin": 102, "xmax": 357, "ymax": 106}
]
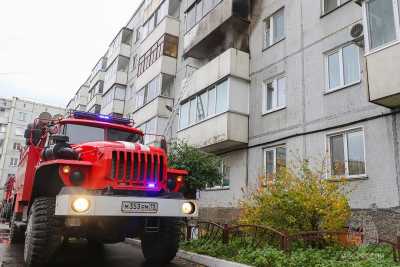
[{"xmin": 8, "ymin": 111, "xmax": 197, "ymax": 267}]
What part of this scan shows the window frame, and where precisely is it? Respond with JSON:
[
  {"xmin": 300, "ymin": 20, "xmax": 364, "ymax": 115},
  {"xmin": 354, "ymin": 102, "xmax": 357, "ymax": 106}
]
[
  {"xmin": 321, "ymin": 0, "xmax": 351, "ymax": 15},
  {"xmin": 362, "ymin": 0, "xmax": 400, "ymax": 53},
  {"xmin": 178, "ymin": 79, "xmax": 229, "ymax": 130},
  {"xmin": 326, "ymin": 127, "xmax": 367, "ymax": 179},
  {"xmin": 263, "ymin": 8, "xmax": 285, "ymax": 49},
  {"xmin": 324, "ymin": 43, "xmax": 361, "ymax": 93},
  {"xmin": 206, "ymin": 161, "xmax": 230, "ymax": 191},
  {"xmin": 262, "ymin": 74, "xmax": 286, "ymax": 114},
  {"xmin": 263, "ymin": 145, "xmax": 286, "ymax": 185}
]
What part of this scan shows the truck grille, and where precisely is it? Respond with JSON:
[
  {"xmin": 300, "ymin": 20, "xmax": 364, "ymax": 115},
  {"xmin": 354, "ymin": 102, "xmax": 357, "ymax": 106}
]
[{"xmin": 110, "ymin": 151, "xmax": 165, "ymax": 185}]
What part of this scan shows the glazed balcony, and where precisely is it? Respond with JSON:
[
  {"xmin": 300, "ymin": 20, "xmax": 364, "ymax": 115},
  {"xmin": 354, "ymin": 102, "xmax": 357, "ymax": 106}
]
[
  {"xmin": 367, "ymin": 43, "xmax": 400, "ymax": 108},
  {"xmin": 101, "ymin": 85, "xmax": 126, "ymax": 116},
  {"xmin": 106, "ymin": 28, "xmax": 132, "ymax": 68},
  {"xmin": 104, "ymin": 56, "xmax": 129, "ymax": 92},
  {"xmin": 89, "ymin": 57, "xmax": 107, "ymax": 89},
  {"xmin": 183, "ymin": 0, "xmax": 250, "ymax": 59},
  {"xmin": 176, "ymin": 48, "xmax": 250, "ymax": 152}
]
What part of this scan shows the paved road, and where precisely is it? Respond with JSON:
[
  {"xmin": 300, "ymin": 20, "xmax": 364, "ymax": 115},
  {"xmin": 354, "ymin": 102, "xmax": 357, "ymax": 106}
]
[{"xmin": 0, "ymin": 224, "xmax": 204, "ymax": 267}]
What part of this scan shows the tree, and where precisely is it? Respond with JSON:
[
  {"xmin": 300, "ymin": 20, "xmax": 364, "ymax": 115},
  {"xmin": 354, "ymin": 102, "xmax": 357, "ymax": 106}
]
[
  {"xmin": 168, "ymin": 140, "xmax": 223, "ymax": 198},
  {"xmin": 239, "ymin": 162, "xmax": 350, "ymax": 234}
]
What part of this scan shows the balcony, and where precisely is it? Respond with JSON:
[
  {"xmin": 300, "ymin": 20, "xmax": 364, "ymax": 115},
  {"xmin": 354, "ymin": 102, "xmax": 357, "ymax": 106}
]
[
  {"xmin": 89, "ymin": 57, "xmax": 107, "ymax": 89},
  {"xmin": 132, "ymin": 96, "xmax": 173, "ymax": 126},
  {"xmin": 183, "ymin": 0, "xmax": 250, "ymax": 59},
  {"xmin": 101, "ymin": 85, "xmax": 126, "ymax": 116},
  {"xmin": 86, "ymin": 94, "xmax": 103, "ymax": 113},
  {"xmin": 136, "ymin": 34, "xmax": 178, "ymax": 90},
  {"xmin": 177, "ymin": 48, "xmax": 250, "ymax": 152},
  {"xmin": 104, "ymin": 56, "xmax": 129, "ymax": 92},
  {"xmin": 367, "ymin": 43, "xmax": 400, "ymax": 108},
  {"xmin": 106, "ymin": 28, "xmax": 132, "ymax": 68}
]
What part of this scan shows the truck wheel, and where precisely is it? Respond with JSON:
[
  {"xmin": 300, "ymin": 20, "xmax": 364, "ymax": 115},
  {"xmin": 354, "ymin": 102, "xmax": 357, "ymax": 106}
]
[
  {"xmin": 24, "ymin": 197, "xmax": 64, "ymax": 267},
  {"xmin": 141, "ymin": 218, "xmax": 180, "ymax": 264},
  {"xmin": 9, "ymin": 212, "xmax": 24, "ymax": 244}
]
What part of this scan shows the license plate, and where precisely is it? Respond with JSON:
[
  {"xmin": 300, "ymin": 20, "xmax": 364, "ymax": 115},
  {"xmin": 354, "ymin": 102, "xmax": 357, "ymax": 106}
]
[{"xmin": 121, "ymin": 201, "xmax": 158, "ymax": 213}]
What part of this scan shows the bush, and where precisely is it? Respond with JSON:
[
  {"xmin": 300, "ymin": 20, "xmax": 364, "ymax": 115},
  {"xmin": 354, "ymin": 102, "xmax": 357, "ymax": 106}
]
[
  {"xmin": 168, "ymin": 140, "xmax": 223, "ymax": 197},
  {"xmin": 239, "ymin": 162, "xmax": 351, "ymax": 234},
  {"xmin": 181, "ymin": 240, "xmax": 399, "ymax": 267}
]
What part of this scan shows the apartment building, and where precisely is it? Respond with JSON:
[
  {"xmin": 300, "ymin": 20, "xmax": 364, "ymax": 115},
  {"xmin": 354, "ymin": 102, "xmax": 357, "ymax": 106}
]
[
  {"xmin": 0, "ymin": 97, "xmax": 65, "ymax": 195},
  {"xmin": 67, "ymin": 0, "xmax": 400, "ymax": 237}
]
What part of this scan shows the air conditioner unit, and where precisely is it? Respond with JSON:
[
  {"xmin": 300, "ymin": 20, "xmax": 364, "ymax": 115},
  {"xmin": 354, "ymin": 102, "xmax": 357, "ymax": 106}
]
[{"xmin": 350, "ymin": 23, "xmax": 364, "ymax": 47}]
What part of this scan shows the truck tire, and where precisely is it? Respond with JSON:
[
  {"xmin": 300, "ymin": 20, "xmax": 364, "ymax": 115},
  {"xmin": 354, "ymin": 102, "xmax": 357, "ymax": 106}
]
[
  {"xmin": 9, "ymin": 212, "xmax": 24, "ymax": 244},
  {"xmin": 24, "ymin": 197, "xmax": 64, "ymax": 267},
  {"xmin": 141, "ymin": 218, "xmax": 180, "ymax": 264}
]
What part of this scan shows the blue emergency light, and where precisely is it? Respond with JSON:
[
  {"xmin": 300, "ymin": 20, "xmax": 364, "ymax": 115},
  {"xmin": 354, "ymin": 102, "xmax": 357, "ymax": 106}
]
[{"xmin": 71, "ymin": 111, "xmax": 133, "ymax": 125}]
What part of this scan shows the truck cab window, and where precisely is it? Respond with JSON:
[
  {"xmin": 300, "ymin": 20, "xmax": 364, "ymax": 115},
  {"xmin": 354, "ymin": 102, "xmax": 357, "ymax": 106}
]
[
  {"xmin": 64, "ymin": 124, "xmax": 105, "ymax": 144},
  {"xmin": 108, "ymin": 128, "xmax": 143, "ymax": 143}
]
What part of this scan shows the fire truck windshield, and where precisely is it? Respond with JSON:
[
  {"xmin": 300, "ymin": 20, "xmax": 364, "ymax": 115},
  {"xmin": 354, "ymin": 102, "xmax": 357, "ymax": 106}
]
[{"xmin": 63, "ymin": 124, "xmax": 142, "ymax": 144}]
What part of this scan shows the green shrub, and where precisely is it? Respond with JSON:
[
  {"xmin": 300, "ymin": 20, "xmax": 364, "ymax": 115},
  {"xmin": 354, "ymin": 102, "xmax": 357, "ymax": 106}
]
[
  {"xmin": 168, "ymin": 140, "xmax": 223, "ymax": 197},
  {"xmin": 181, "ymin": 240, "xmax": 399, "ymax": 267},
  {"xmin": 240, "ymin": 162, "xmax": 351, "ymax": 234}
]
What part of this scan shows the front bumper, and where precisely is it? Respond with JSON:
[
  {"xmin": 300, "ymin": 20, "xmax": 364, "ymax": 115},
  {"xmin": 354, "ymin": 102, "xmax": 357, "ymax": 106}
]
[{"xmin": 55, "ymin": 194, "xmax": 198, "ymax": 218}]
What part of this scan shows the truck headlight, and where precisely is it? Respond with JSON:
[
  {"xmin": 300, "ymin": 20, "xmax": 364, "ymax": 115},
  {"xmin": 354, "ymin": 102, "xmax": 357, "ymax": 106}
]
[
  {"xmin": 182, "ymin": 202, "xmax": 196, "ymax": 215},
  {"xmin": 71, "ymin": 197, "xmax": 90, "ymax": 213}
]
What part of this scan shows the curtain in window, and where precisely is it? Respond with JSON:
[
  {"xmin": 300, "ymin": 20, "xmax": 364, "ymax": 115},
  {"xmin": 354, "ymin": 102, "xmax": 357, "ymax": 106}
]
[
  {"xmin": 330, "ymin": 135, "xmax": 345, "ymax": 175},
  {"xmin": 216, "ymin": 80, "xmax": 228, "ymax": 114}
]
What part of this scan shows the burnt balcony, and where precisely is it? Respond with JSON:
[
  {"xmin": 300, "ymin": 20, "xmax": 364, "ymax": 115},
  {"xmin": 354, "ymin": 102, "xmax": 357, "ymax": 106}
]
[
  {"xmin": 183, "ymin": 0, "xmax": 250, "ymax": 59},
  {"xmin": 367, "ymin": 43, "xmax": 400, "ymax": 108}
]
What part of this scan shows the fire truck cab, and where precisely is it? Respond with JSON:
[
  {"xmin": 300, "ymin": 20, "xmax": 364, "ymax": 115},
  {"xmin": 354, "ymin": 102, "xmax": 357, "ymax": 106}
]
[{"xmin": 9, "ymin": 111, "xmax": 197, "ymax": 267}]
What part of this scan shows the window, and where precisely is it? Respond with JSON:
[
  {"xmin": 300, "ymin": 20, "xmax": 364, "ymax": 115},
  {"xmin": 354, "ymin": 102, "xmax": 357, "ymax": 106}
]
[
  {"xmin": 185, "ymin": 0, "xmax": 220, "ymax": 32},
  {"xmin": 328, "ymin": 128, "xmax": 366, "ymax": 177},
  {"xmin": 263, "ymin": 76, "xmax": 286, "ymax": 113},
  {"xmin": 15, "ymin": 127, "xmax": 24, "ymax": 136},
  {"xmin": 323, "ymin": 0, "xmax": 350, "ymax": 14},
  {"xmin": 264, "ymin": 8, "xmax": 285, "ymax": 49},
  {"xmin": 179, "ymin": 79, "xmax": 228, "ymax": 129},
  {"xmin": 18, "ymin": 112, "xmax": 27, "ymax": 121},
  {"xmin": 13, "ymin": 142, "xmax": 21, "ymax": 151},
  {"xmin": 64, "ymin": 124, "xmax": 105, "ymax": 144},
  {"xmin": 264, "ymin": 146, "xmax": 286, "ymax": 183},
  {"xmin": 135, "ymin": 74, "xmax": 172, "ymax": 110},
  {"xmin": 10, "ymin": 158, "xmax": 18, "ymax": 167},
  {"xmin": 207, "ymin": 161, "xmax": 230, "ymax": 190},
  {"xmin": 325, "ymin": 44, "xmax": 360, "ymax": 91},
  {"xmin": 365, "ymin": 0, "xmax": 398, "ymax": 50},
  {"xmin": 141, "ymin": 0, "xmax": 172, "ymax": 41}
]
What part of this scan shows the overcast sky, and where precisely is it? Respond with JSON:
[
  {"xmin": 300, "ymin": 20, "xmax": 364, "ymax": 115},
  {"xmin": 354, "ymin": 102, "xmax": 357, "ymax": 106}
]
[{"xmin": 0, "ymin": 0, "xmax": 141, "ymax": 108}]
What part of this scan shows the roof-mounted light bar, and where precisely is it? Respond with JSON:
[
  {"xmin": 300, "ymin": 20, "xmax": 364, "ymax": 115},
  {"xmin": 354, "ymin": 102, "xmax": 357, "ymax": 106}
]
[{"xmin": 70, "ymin": 111, "xmax": 133, "ymax": 126}]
